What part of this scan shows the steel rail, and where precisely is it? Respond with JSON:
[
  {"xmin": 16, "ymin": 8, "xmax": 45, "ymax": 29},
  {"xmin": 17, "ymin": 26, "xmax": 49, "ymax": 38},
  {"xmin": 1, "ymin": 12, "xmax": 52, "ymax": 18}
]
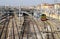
[
  {"xmin": 46, "ymin": 21, "xmax": 55, "ymax": 39},
  {"xmin": 14, "ymin": 18, "xmax": 20, "ymax": 39},
  {"xmin": 0, "ymin": 20, "xmax": 7, "ymax": 39},
  {"xmin": 30, "ymin": 18, "xmax": 43, "ymax": 39},
  {"xmin": 12, "ymin": 18, "xmax": 15, "ymax": 39},
  {"xmin": 4, "ymin": 18, "xmax": 10, "ymax": 39}
]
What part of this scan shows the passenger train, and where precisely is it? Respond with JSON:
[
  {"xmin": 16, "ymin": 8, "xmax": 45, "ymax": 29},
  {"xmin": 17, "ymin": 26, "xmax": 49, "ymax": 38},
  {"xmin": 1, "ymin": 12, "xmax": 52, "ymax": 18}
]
[{"xmin": 41, "ymin": 14, "xmax": 48, "ymax": 21}]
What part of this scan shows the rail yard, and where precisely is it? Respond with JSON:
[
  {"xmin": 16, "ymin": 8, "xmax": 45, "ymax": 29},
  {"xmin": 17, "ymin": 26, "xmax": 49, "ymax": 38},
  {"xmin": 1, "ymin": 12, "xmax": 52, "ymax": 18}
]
[{"xmin": 0, "ymin": 7, "xmax": 60, "ymax": 39}]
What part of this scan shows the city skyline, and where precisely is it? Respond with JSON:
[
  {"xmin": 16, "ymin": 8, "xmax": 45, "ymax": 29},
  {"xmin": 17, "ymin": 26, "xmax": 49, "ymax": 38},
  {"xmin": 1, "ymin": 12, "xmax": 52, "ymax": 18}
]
[{"xmin": 0, "ymin": 0, "xmax": 60, "ymax": 6}]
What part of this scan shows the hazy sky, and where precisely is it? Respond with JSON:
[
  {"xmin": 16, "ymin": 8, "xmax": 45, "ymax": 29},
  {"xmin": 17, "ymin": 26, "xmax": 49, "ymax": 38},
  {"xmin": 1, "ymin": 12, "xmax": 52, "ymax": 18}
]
[{"xmin": 0, "ymin": 0, "xmax": 60, "ymax": 6}]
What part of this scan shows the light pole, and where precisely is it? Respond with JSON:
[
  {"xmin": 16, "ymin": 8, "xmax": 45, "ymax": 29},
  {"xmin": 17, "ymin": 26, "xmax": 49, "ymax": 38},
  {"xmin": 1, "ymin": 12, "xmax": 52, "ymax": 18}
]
[
  {"xmin": 19, "ymin": 0, "xmax": 21, "ymax": 24},
  {"xmin": 57, "ymin": 9, "xmax": 60, "ymax": 20},
  {"xmin": 48, "ymin": 9, "xmax": 51, "ymax": 18}
]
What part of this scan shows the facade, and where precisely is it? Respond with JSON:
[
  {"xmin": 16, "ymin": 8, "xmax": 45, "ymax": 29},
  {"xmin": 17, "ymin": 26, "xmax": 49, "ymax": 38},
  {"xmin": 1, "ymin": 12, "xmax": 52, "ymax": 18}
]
[
  {"xmin": 54, "ymin": 3, "xmax": 60, "ymax": 9},
  {"xmin": 54, "ymin": 3, "xmax": 60, "ymax": 19},
  {"xmin": 41, "ymin": 3, "xmax": 54, "ymax": 17},
  {"xmin": 35, "ymin": 5, "xmax": 41, "ymax": 10}
]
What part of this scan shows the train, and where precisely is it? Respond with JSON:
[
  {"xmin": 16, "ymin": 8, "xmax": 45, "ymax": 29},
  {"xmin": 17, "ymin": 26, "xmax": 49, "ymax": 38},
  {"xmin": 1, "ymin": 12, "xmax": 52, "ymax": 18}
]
[{"xmin": 41, "ymin": 14, "xmax": 48, "ymax": 21}]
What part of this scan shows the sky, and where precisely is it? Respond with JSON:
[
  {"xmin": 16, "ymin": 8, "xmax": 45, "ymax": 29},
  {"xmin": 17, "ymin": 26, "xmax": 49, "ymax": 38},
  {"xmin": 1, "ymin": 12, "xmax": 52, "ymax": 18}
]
[{"xmin": 0, "ymin": 0, "xmax": 60, "ymax": 6}]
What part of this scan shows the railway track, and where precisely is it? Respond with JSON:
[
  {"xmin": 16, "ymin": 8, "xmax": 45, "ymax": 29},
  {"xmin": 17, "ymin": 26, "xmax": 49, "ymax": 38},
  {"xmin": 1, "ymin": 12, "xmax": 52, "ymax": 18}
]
[
  {"xmin": 46, "ymin": 21, "xmax": 60, "ymax": 39},
  {"xmin": 21, "ymin": 13, "xmax": 60, "ymax": 39},
  {"xmin": 40, "ymin": 21, "xmax": 60, "ymax": 39},
  {"xmin": 6, "ymin": 15, "xmax": 21, "ymax": 39},
  {"xmin": 21, "ymin": 14, "xmax": 44, "ymax": 39},
  {"xmin": 0, "ymin": 16, "xmax": 10, "ymax": 39},
  {"xmin": 0, "ymin": 13, "xmax": 60, "ymax": 39},
  {"xmin": 30, "ymin": 18, "xmax": 43, "ymax": 39},
  {"xmin": 20, "ymin": 16, "xmax": 30, "ymax": 39},
  {"xmin": 30, "ymin": 16, "xmax": 60, "ymax": 39}
]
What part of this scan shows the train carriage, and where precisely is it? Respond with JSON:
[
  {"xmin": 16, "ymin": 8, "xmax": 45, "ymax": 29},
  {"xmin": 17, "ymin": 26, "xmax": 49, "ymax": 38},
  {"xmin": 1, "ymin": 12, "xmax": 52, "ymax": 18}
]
[{"xmin": 41, "ymin": 14, "xmax": 48, "ymax": 21}]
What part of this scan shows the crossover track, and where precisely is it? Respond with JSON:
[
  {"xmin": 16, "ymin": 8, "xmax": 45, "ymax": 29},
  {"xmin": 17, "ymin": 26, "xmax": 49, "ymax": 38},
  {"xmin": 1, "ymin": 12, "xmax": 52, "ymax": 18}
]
[{"xmin": 0, "ymin": 13, "xmax": 60, "ymax": 39}]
